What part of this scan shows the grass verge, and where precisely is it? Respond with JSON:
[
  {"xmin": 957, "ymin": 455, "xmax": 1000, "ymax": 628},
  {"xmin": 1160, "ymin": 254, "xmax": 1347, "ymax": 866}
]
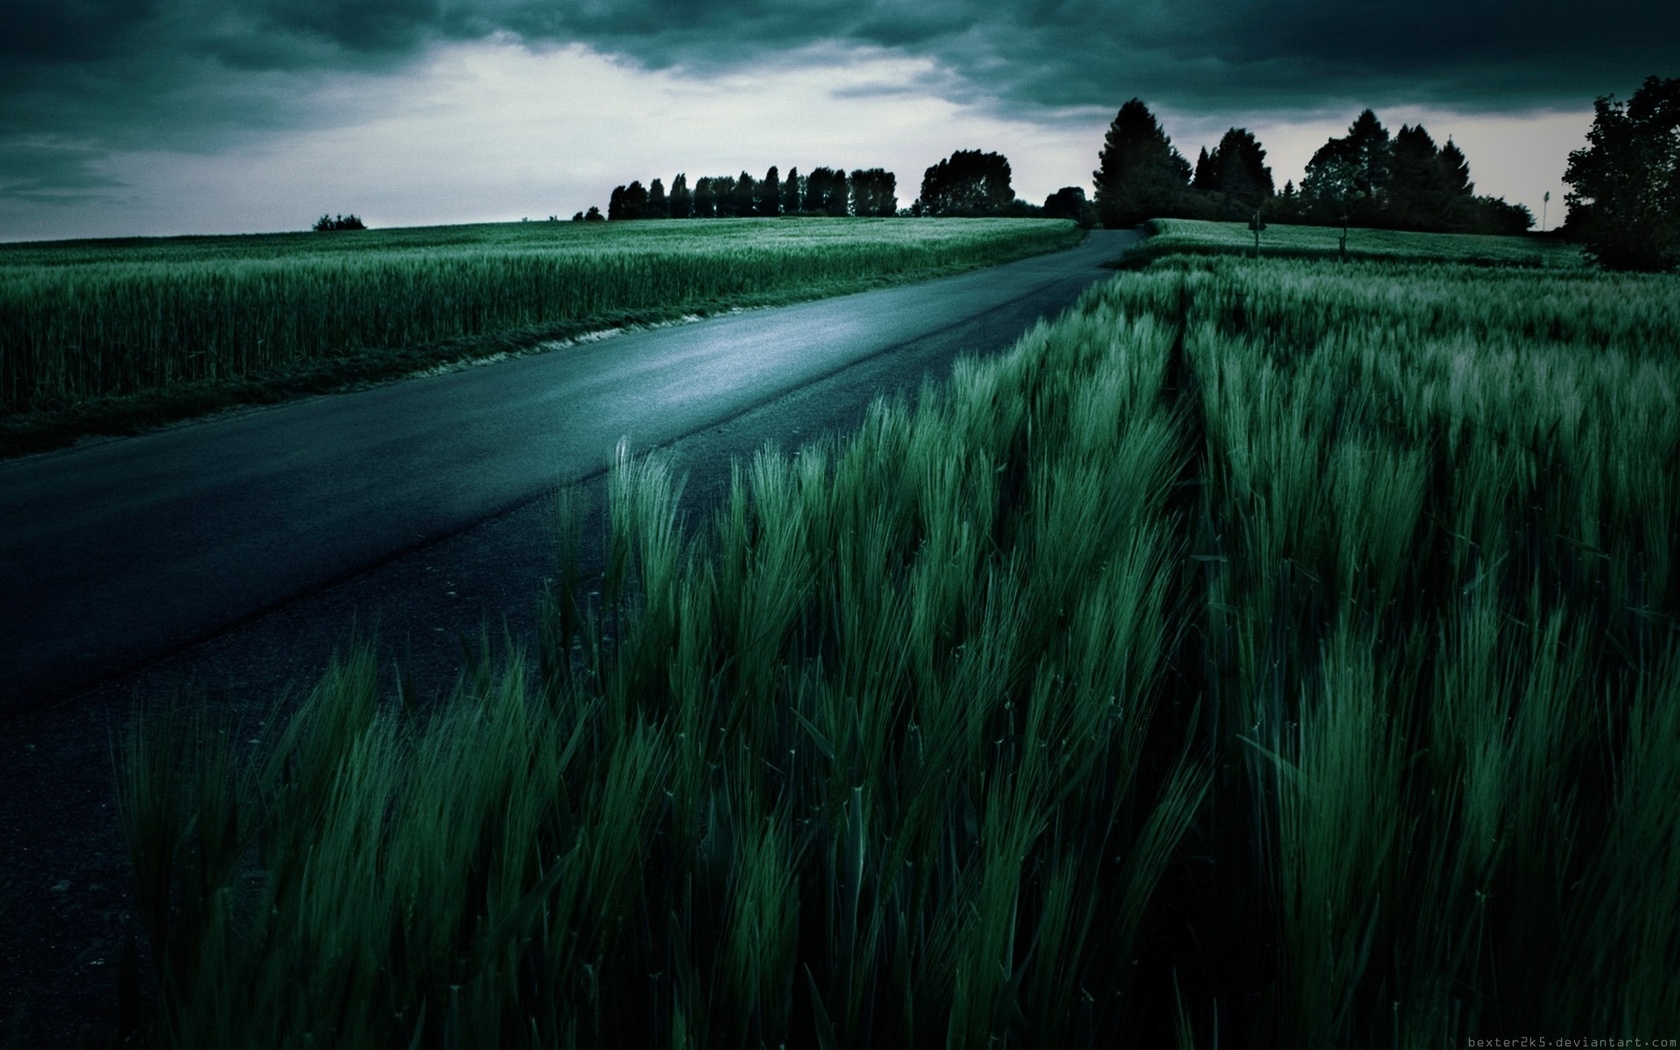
[{"xmin": 1134, "ymin": 217, "xmax": 1585, "ymax": 268}]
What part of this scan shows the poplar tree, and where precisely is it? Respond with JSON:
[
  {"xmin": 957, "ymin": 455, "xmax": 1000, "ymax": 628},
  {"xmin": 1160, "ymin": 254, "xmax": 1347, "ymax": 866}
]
[
  {"xmin": 669, "ymin": 173, "xmax": 692, "ymax": 218},
  {"xmin": 782, "ymin": 168, "xmax": 803, "ymax": 214}
]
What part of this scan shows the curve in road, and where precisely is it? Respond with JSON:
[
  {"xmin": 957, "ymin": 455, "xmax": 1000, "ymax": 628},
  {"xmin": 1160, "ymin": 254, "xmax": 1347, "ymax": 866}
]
[{"xmin": 0, "ymin": 229, "xmax": 1138, "ymax": 716}]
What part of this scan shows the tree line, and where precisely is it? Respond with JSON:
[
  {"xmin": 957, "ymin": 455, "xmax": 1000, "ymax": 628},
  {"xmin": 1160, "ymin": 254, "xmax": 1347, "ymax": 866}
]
[
  {"xmin": 578, "ymin": 166, "xmax": 900, "ymax": 222},
  {"xmin": 1093, "ymin": 76, "xmax": 1680, "ymax": 271},
  {"xmin": 583, "ymin": 152, "xmax": 1100, "ymax": 224},
  {"xmin": 1092, "ymin": 99, "xmax": 1534, "ymax": 239}
]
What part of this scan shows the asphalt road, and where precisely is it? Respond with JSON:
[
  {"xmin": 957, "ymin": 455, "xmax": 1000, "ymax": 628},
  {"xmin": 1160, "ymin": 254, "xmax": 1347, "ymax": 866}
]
[
  {"xmin": 0, "ymin": 228, "xmax": 1141, "ymax": 1046},
  {"xmin": 1, "ymin": 228, "xmax": 1137, "ymax": 716}
]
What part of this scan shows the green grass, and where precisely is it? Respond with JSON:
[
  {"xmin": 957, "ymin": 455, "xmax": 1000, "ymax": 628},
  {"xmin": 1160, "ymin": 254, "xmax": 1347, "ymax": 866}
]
[
  {"xmin": 0, "ymin": 217, "xmax": 1081, "ymax": 456},
  {"xmin": 1140, "ymin": 217, "xmax": 1586, "ymax": 268},
  {"xmin": 115, "ymin": 236, "xmax": 1680, "ymax": 1046}
]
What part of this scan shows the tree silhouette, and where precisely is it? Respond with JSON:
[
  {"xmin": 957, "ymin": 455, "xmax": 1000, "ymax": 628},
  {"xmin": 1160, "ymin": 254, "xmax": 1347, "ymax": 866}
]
[
  {"xmin": 1438, "ymin": 139, "xmax": 1473, "ymax": 197},
  {"xmin": 647, "ymin": 178, "xmax": 667, "ymax": 219},
  {"xmin": 1092, "ymin": 100, "xmax": 1191, "ymax": 227},
  {"xmin": 1212, "ymin": 128, "xmax": 1273, "ymax": 209},
  {"xmin": 850, "ymin": 168, "xmax": 898, "ymax": 216},
  {"xmin": 313, "ymin": 213, "xmax": 366, "ymax": 231},
  {"xmin": 1386, "ymin": 124, "xmax": 1451, "ymax": 230},
  {"xmin": 919, "ymin": 150, "xmax": 1014, "ymax": 217},
  {"xmin": 1042, "ymin": 186, "xmax": 1095, "ymax": 225},
  {"xmin": 1192, "ymin": 148, "xmax": 1217, "ymax": 193},
  {"xmin": 624, "ymin": 180, "xmax": 649, "ymax": 220},
  {"xmin": 1565, "ymin": 75, "xmax": 1680, "ymax": 271},
  {"xmin": 759, "ymin": 166, "xmax": 781, "ymax": 217},
  {"xmin": 1303, "ymin": 109, "xmax": 1393, "ymax": 229},
  {"xmin": 1301, "ymin": 148, "xmax": 1363, "ymax": 257},
  {"xmin": 732, "ymin": 172, "xmax": 755, "ymax": 218},
  {"xmin": 782, "ymin": 167, "xmax": 803, "ymax": 215},
  {"xmin": 805, "ymin": 168, "xmax": 849, "ymax": 216},
  {"xmin": 669, "ymin": 173, "xmax": 692, "ymax": 219},
  {"xmin": 711, "ymin": 175, "xmax": 739, "ymax": 216}
]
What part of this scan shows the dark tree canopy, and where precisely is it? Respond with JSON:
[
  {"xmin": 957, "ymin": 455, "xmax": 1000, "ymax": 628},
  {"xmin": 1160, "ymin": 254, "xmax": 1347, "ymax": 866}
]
[
  {"xmin": 693, "ymin": 177, "xmax": 717, "ymax": 218},
  {"xmin": 1211, "ymin": 128, "xmax": 1274, "ymax": 209},
  {"xmin": 782, "ymin": 167, "xmax": 803, "ymax": 215},
  {"xmin": 919, "ymin": 149, "xmax": 1014, "ymax": 217},
  {"xmin": 669, "ymin": 173, "xmax": 692, "ymax": 218},
  {"xmin": 312, "ymin": 213, "xmax": 366, "ymax": 231},
  {"xmin": 732, "ymin": 172, "xmax": 755, "ymax": 218},
  {"xmin": 1285, "ymin": 110, "xmax": 1527, "ymax": 238},
  {"xmin": 1384, "ymin": 125, "xmax": 1465, "ymax": 231},
  {"xmin": 1438, "ymin": 139, "xmax": 1473, "ymax": 197},
  {"xmin": 1192, "ymin": 148, "xmax": 1217, "ymax": 193},
  {"xmin": 608, "ymin": 181, "xmax": 649, "ymax": 221},
  {"xmin": 805, "ymin": 167, "xmax": 850, "ymax": 216},
  {"xmin": 601, "ymin": 163, "xmax": 897, "ymax": 222},
  {"xmin": 1301, "ymin": 109, "xmax": 1392, "ymax": 224},
  {"xmin": 1343, "ymin": 109, "xmax": 1393, "ymax": 201},
  {"xmin": 1565, "ymin": 75, "xmax": 1680, "ymax": 271},
  {"xmin": 1042, "ymin": 186, "xmax": 1095, "ymax": 224},
  {"xmin": 1092, "ymin": 100, "xmax": 1191, "ymax": 228},
  {"xmin": 849, "ymin": 168, "xmax": 898, "ymax": 216}
]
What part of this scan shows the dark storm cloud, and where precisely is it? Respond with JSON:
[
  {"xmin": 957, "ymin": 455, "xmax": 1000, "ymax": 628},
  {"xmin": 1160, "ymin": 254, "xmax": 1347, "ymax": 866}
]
[{"xmin": 5, "ymin": 0, "xmax": 1677, "ymax": 203}]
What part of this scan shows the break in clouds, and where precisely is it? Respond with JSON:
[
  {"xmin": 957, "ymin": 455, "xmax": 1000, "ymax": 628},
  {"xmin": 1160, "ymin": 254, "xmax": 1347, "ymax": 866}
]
[{"xmin": 4, "ymin": 0, "xmax": 1677, "ymax": 214}]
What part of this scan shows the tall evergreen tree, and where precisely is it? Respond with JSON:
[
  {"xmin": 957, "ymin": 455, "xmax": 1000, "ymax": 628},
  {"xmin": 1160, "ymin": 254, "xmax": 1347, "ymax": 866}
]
[
  {"xmin": 607, "ymin": 184, "xmax": 627, "ymax": 221},
  {"xmin": 1192, "ymin": 147, "xmax": 1217, "ymax": 193},
  {"xmin": 1092, "ymin": 100, "xmax": 1192, "ymax": 227},
  {"xmin": 759, "ymin": 166, "xmax": 781, "ymax": 217},
  {"xmin": 1386, "ymin": 125, "xmax": 1450, "ymax": 230},
  {"xmin": 1212, "ymin": 127, "xmax": 1274, "ymax": 208},
  {"xmin": 646, "ymin": 178, "xmax": 667, "ymax": 219},
  {"xmin": 1438, "ymin": 139, "xmax": 1473, "ymax": 197},
  {"xmin": 694, "ymin": 177, "xmax": 716, "ymax": 218},
  {"xmin": 1344, "ymin": 109, "xmax": 1393, "ymax": 202}
]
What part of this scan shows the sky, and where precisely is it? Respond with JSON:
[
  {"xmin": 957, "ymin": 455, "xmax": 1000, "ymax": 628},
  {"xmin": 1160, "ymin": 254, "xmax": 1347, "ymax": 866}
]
[{"xmin": 2, "ymin": 0, "xmax": 1675, "ymax": 242}]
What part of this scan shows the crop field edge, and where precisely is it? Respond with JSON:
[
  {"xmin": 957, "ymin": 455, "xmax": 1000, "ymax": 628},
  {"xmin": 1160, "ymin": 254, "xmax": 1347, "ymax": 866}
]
[{"xmin": 0, "ymin": 218, "xmax": 1084, "ymax": 460}]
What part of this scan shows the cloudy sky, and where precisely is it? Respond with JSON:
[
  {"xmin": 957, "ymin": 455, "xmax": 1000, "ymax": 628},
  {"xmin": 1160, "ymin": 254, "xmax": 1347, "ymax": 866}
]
[{"xmin": 3, "ymin": 0, "xmax": 1674, "ymax": 241}]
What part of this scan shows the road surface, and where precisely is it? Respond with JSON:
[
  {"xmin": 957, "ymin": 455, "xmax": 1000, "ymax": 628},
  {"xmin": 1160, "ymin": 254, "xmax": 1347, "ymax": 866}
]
[
  {"xmin": 1, "ymin": 229, "xmax": 1138, "ymax": 717},
  {"xmin": 1, "ymin": 228, "xmax": 1141, "ymax": 1048}
]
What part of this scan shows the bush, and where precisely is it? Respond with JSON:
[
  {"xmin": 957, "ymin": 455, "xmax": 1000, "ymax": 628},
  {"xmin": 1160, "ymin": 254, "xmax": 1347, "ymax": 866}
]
[{"xmin": 312, "ymin": 213, "xmax": 367, "ymax": 232}]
